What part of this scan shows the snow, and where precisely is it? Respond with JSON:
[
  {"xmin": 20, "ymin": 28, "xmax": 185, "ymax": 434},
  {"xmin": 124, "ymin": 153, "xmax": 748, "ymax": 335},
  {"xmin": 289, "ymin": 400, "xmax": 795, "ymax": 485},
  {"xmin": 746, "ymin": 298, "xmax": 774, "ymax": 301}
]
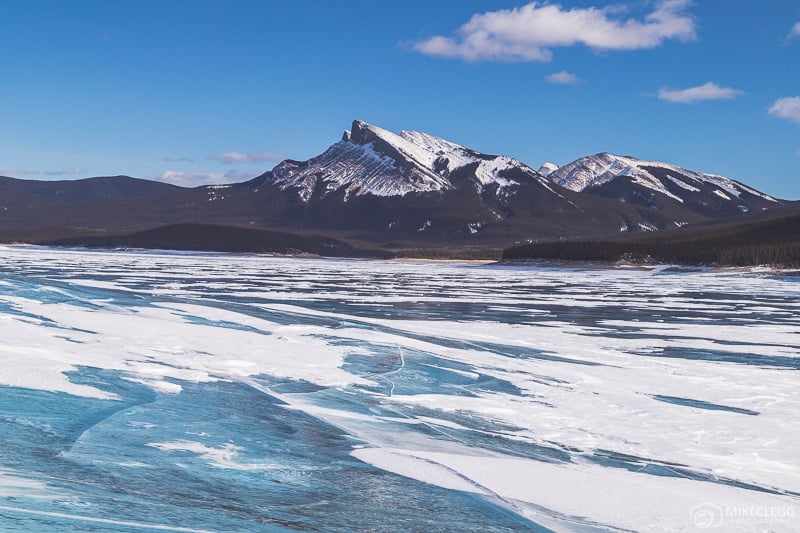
[
  {"xmin": 549, "ymin": 152, "xmax": 778, "ymax": 204},
  {"xmin": 271, "ymin": 141, "xmax": 417, "ymax": 201},
  {"xmin": 467, "ymin": 221, "xmax": 484, "ymax": 234},
  {"xmin": 713, "ymin": 189, "xmax": 732, "ymax": 200},
  {"xmin": 548, "ymin": 153, "xmax": 685, "ymax": 202},
  {"xmin": 473, "ymin": 156, "xmax": 521, "ymax": 190},
  {"xmin": 0, "ymin": 506, "xmax": 216, "ymax": 533},
  {"xmin": 0, "ymin": 289, "xmax": 371, "ymax": 399},
  {"xmin": 0, "ymin": 469, "xmax": 57, "ymax": 500},
  {"xmin": 146, "ymin": 441, "xmax": 278, "ymax": 472},
  {"xmin": 538, "ymin": 162, "xmax": 559, "ymax": 175},
  {"xmin": 270, "ymin": 120, "xmax": 538, "ymax": 201},
  {"xmin": 638, "ymin": 222, "xmax": 658, "ymax": 231},
  {"xmin": 267, "ymin": 121, "xmax": 778, "ymax": 212},
  {"xmin": 666, "ymin": 174, "xmax": 701, "ymax": 192},
  {"xmin": 394, "ymin": 128, "xmax": 480, "ymax": 171},
  {"xmin": 1, "ymin": 246, "xmax": 798, "ymax": 532},
  {"xmin": 353, "ymin": 447, "xmax": 800, "ymax": 532}
]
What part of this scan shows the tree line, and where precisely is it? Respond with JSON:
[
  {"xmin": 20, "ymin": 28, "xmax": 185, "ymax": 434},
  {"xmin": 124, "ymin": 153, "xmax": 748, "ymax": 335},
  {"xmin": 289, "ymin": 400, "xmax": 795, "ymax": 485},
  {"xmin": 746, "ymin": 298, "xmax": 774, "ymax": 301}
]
[{"xmin": 503, "ymin": 215, "xmax": 800, "ymax": 267}]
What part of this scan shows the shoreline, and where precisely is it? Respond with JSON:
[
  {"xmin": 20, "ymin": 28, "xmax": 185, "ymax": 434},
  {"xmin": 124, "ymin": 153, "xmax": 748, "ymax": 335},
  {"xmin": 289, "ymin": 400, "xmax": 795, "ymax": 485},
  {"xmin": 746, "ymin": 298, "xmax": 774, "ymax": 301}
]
[{"xmin": 3, "ymin": 244, "xmax": 799, "ymax": 275}]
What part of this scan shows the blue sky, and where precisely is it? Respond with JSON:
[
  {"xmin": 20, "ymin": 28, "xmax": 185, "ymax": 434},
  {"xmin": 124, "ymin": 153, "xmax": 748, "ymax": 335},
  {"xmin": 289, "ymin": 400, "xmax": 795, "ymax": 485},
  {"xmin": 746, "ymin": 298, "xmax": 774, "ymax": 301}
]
[{"xmin": 1, "ymin": 1, "xmax": 799, "ymax": 198}]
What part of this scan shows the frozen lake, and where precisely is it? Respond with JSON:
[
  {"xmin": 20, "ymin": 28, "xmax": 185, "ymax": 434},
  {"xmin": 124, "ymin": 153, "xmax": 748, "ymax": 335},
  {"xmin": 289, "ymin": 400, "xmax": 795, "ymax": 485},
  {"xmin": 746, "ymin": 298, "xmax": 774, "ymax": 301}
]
[{"xmin": 0, "ymin": 246, "xmax": 798, "ymax": 532}]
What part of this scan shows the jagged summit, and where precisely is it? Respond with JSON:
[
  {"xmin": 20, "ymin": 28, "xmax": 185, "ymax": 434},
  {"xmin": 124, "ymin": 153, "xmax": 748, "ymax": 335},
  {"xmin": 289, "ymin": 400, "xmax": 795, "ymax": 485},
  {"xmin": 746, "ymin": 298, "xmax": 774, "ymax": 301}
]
[{"xmin": 269, "ymin": 119, "xmax": 547, "ymax": 202}]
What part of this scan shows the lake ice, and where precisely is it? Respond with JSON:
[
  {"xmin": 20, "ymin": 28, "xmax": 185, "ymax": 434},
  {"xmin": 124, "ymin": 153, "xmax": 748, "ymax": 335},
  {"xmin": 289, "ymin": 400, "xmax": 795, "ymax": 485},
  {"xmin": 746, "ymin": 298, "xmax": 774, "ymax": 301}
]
[{"xmin": 0, "ymin": 246, "xmax": 797, "ymax": 532}]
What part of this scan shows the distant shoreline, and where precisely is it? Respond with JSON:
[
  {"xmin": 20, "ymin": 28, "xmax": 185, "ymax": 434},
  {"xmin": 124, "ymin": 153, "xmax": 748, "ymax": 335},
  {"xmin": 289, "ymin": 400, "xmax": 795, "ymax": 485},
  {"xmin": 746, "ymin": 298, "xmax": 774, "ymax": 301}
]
[{"xmin": 494, "ymin": 258, "xmax": 800, "ymax": 275}]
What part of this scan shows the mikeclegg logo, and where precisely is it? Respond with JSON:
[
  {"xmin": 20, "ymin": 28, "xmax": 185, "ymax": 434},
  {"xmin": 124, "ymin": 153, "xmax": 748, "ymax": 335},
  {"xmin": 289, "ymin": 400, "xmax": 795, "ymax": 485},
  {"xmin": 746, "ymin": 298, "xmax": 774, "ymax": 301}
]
[
  {"xmin": 690, "ymin": 503, "xmax": 723, "ymax": 529},
  {"xmin": 690, "ymin": 502, "xmax": 797, "ymax": 529}
]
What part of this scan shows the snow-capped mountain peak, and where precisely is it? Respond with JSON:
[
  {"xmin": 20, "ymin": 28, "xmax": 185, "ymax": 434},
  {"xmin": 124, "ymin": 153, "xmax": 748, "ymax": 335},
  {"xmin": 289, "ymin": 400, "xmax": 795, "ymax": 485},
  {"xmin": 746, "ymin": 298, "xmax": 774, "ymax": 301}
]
[
  {"xmin": 261, "ymin": 122, "xmax": 780, "ymax": 228},
  {"xmin": 269, "ymin": 120, "xmax": 545, "ymax": 202},
  {"xmin": 548, "ymin": 152, "xmax": 777, "ymax": 205}
]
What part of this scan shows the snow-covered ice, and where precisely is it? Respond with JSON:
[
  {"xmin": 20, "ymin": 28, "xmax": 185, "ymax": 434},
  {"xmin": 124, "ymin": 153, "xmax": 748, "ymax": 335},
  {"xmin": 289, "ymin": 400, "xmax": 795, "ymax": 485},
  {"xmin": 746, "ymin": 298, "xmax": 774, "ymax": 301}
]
[{"xmin": 0, "ymin": 245, "xmax": 797, "ymax": 532}]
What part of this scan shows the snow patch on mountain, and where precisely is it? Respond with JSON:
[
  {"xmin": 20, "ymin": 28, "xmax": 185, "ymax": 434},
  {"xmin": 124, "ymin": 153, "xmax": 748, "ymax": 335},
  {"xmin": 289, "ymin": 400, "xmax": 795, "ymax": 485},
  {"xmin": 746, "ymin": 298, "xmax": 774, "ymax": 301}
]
[
  {"xmin": 393, "ymin": 128, "xmax": 481, "ymax": 172},
  {"xmin": 665, "ymin": 174, "xmax": 700, "ymax": 192},
  {"xmin": 538, "ymin": 162, "xmax": 559, "ymax": 175},
  {"xmin": 473, "ymin": 156, "xmax": 523, "ymax": 189},
  {"xmin": 712, "ymin": 189, "xmax": 731, "ymax": 200},
  {"xmin": 272, "ymin": 141, "xmax": 420, "ymax": 201}
]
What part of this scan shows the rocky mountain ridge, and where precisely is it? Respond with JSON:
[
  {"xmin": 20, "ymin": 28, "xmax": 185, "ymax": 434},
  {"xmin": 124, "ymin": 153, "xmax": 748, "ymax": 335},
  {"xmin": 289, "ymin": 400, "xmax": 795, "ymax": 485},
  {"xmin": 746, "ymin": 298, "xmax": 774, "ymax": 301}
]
[{"xmin": 0, "ymin": 119, "xmax": 792, "ymax": 250}]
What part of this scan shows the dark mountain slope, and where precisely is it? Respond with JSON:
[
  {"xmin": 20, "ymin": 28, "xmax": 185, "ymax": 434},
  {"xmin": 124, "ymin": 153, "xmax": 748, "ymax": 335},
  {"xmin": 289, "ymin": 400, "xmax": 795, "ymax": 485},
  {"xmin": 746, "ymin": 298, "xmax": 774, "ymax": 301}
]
[
  {"xmin": 0, "ymin": 175, "xmax": 181, "ymax": 208},
  {"xmin": 42, "ymin": 223, "xmax": 391, "ymax": 258}
]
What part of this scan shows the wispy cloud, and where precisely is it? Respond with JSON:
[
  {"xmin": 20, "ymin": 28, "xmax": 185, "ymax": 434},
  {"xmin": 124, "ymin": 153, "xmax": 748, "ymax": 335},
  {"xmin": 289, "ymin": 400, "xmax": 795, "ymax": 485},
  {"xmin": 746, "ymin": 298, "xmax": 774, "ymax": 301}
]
[
  {"xmin": 546, "ymin": 70, "xmax": 581, "ymax": 85},
  {"xmin": 413, "ymin": 0, "xmax": 696, "ymax": 62},
  {"xmin": 221, "ymin": 169, "xmax": 264, "ymax": 181},
  {"xmin": 0, "ymin": 167, "xmax": 85, "ymax": 177},
  {"xmin": 154, "ymin": 169, "xmax": 263, "ymax": 187},
  {"xmin": 155, "ymin": 170, "xmax": 222, "ymax": 186},
  {"xmin": 769, "ymin": 97, "xmax": 800, "ymax": 124},
  {"xmin": 162, "ymin": 156, "xmax": 195, "ymax": 163},
  {"xmin": 42, "ymin": 167, "xmax": 85, "ymax": 176},
  {"xmin": 208, "ymin": 151, "xmax": 285, "ymax": 165},
  {"xmin": 657, "ymin": 82, "xmax": 743, "ymax": 103},
  {"xmin": 0, "ymin": 168, "xmax": 38, "ymax": 176},
  {"xmin": 788, "ymin": 22, "xmax": 800, "ymax": 39}
]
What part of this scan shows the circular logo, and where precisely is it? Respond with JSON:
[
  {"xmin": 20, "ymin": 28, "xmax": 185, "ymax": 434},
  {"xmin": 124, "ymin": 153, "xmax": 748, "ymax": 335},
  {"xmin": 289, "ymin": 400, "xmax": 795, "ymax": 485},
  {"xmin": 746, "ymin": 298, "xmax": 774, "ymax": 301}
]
[{"xmin": 690, "ymin": 503, "xmax": 723, "ymax": 529}]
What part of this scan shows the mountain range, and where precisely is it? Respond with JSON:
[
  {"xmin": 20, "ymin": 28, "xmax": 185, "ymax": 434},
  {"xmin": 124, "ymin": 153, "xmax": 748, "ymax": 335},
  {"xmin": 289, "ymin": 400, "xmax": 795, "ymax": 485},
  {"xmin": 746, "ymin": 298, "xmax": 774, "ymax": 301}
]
[{"xmin": 1, "ymin": 120, "xmax": 795, "ymax": 254}]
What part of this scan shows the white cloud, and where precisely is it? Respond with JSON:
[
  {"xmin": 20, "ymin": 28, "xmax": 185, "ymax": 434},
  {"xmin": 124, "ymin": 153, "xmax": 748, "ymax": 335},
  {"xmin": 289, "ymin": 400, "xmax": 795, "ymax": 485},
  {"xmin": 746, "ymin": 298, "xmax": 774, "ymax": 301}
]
[
  {"xmin": 43, "ymin": 167, "xmax": 85, "ymax": 176},
  {"xmin": 769, "ymin": 97, "xmax": 800, "ymax": 124},
  {"xmin": 546, "ymin": 70, "xmax": 581, "ymax": 85},
  {"xmin": 0, "ymin": 168, "xmax": 38, "ymax": 177},
  {"xmin": 208, "ymin": 151, "xmax": 285, "ymax": 165},
  {"xmin": 221, "ymin": 169, "xmax": 264, "ymax": 181},
  {"xmin": 156, "ymin": 170, "xmax": 223, "ymax": 186},
  {"xmin": 413, "ymin": 0, "xmax": 696, "ymax": 62},
  {"xmin": 657, "ymin": 82, "xmax": 743, "ymax": 103},
  {"xmin": 154, "ymin": 169, "xmax": 262, "ymax": 187},
  {"xmin": 788, "ymin": 22, "xmax": 800, "ymax": 39}
]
